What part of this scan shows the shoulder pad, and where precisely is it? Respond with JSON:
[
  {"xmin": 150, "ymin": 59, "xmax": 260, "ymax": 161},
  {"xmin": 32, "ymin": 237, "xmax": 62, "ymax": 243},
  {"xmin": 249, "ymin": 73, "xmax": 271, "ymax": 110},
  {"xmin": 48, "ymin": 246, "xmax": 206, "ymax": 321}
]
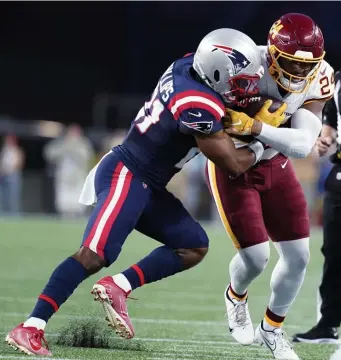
[{"xmin": 168, "ymin": 89, "xmax": 225, "ymax": 121}]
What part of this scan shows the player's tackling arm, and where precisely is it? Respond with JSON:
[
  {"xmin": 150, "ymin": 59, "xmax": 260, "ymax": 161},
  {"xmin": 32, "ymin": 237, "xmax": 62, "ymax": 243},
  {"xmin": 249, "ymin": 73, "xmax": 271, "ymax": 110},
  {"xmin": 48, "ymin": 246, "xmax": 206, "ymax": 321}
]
[
  {"xmin": 175, "ymin": 92, "xmax": 263, "ymax": 176},
  {"xmin": 195, "ymin": 131, "xmax": 263, "ymax": 177}
]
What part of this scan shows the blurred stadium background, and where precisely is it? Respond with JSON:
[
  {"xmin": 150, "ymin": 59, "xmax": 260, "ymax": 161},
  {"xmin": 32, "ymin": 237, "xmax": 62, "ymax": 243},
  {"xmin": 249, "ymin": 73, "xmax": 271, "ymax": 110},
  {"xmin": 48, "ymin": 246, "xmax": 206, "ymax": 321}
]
[
  {"xmin": 1, "ymin": 2, "xmax": 340, "ymax": 360},
  {"xmin": 0, "ymin": 1, "xmax": 339, "ymax": 220}
]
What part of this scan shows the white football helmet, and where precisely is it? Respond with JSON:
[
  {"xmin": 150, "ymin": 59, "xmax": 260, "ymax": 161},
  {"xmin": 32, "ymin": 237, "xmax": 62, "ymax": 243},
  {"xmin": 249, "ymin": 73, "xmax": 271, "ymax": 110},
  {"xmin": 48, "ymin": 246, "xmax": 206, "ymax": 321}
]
[{"xmin": 193, "ymin": 28, "xmax": 264, "ymax": 104}]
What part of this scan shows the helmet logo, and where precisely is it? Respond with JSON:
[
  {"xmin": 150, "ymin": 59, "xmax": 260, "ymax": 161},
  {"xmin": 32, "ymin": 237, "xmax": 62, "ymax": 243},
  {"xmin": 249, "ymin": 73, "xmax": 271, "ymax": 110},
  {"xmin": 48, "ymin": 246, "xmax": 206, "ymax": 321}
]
[
  {"xmin": 269, "ymin": 20, "xmax": 284, "ymax": 39},
  {"xmin": 212, "ymin": 44, "xmax": 251, "ymax": 75}
]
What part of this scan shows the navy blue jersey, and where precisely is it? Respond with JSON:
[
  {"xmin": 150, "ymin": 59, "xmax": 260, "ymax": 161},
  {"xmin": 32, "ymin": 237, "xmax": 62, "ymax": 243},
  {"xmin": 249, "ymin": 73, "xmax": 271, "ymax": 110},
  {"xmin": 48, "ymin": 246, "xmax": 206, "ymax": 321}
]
[{"xmin": 115, "ymin": 54, "xmax": 225, "ymax": 189}]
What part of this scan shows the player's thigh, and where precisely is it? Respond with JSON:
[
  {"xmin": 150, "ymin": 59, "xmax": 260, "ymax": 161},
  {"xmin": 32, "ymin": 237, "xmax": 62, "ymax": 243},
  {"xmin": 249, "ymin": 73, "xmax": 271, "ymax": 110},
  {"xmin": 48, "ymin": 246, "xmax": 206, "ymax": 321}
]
[
  {"xmin": 206, "ymin": 160, "xmax": 268, "ymax": 249},
  {"xmin": 82, "ymin": 155, "xmax": 151, "ymax": 265},
  {"xmin": 262, "ymin": 160, "xmax": 309, "ymax": 242},
  {"xmin": 135, "ymin": 189, "xmax": 209, "ymax": 250}
]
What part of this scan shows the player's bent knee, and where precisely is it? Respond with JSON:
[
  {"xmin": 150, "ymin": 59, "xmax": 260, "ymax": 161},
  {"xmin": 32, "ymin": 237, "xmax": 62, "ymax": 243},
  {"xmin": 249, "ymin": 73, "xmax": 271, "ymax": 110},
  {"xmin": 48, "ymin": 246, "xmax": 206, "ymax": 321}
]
[
  {"xmin": 280, "ymin": 238, "xmax": 311, "ymax": 272},
  {"xmin": 249, "ymin": 255, "xmax": 269, "ymax": 275},
  {"xmin": 72, "ymin": 246, "xmax": 106, "ymax": 275},
  {"xmin": 243, "ymin": 254, "xmax": 269, "ymax": 275},
  {"xmin": 239, "ymin": 242, "xmax": 270, "ymax": 275},
  {"xmin": 289, "ymin": 248, "xmax": 310, "ymax": 272},
  {"xmin": 175, "ymin": 247, "xmax": 208, "ymax": 270}
]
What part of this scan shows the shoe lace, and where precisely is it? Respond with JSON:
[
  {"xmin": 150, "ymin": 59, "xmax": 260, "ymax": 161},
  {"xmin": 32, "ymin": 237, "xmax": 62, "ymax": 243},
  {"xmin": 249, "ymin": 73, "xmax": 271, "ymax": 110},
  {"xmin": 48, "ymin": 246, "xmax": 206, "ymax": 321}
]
[
  {"xmin": 274, "ymin": 328, "xmax": 294, "ymax": 352},
  {"xmin": 36, "ymin": 330, "xmax": 49, "ymax": 350},
  {"xmin": 228, "ymin": 301, "xmax": 250, "ymax": 327}
]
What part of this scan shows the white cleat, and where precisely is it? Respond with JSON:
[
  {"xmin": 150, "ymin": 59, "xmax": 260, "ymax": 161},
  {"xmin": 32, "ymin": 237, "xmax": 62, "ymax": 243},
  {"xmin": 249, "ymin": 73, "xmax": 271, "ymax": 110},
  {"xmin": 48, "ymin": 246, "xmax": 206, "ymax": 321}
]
[
  {"xmin": 224, "ymin": 287, "xmax": 254, "ymax": 345},
  {"xmin": 330, "ymin": 346, "xmax": 341, "ymax": 360},
  {"xmin": 254, "ymin": 322, "xmax": 300, "ymax": 360}
]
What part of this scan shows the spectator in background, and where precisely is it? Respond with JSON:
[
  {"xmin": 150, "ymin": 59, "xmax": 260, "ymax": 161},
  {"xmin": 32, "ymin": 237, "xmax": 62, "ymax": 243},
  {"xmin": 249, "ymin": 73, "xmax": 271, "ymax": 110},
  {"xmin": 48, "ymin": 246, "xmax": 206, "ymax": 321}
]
[
  {"xmin": 43, "ymin": 123, "xmax": 94, "ymax": 219},
  {"xmin": 0, "ymin": 134, "xmax": 25, "ymax": 215}
]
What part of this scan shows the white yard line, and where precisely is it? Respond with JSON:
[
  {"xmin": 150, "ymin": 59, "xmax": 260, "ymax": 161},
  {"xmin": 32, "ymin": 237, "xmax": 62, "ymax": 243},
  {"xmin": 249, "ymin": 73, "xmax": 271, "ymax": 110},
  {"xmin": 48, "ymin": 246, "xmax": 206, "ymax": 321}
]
[
  {"xmin": 0, "ymin": 295, "xmax": 247, "ymax": 312},
  {"xmin": 1, "ymin": 332, "xmax": 272, "ymax": 359},
  {"xmin": 0, "ymin": 311, "xmax": 303, "ymax": 329},
  {"xmin": 0, "ymin": 331, "xmax": 265, "ymax": 348},
  {"xmin": 0, "ymin": 296, "xmax": 222, "ymax": 312}
]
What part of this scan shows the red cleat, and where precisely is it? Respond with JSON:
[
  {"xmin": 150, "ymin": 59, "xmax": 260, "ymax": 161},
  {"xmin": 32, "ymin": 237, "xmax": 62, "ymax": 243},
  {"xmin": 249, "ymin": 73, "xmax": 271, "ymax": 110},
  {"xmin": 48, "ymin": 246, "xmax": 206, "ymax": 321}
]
[
  {"xmin": 5, "ymin": 323, "xmax": 52, "ymax": 356},
  {"xmin": 91, "ymin": 276, "xmax": 135, "ymax": 339}
]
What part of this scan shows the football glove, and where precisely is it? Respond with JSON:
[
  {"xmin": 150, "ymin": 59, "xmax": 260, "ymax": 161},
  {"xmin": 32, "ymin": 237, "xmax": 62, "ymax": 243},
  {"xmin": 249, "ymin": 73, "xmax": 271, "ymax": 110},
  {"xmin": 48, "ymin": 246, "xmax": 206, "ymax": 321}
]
[
  {"xmin": 254, "ymin": 100, "xmax": 287, "ymax": 127},
  {"xmin": 224, "ymin": 100, "xmax": 287, "ymax": 136},
  {"xmin": 224, "ymin": 109, "xmax": 255, "ymax": 135}
]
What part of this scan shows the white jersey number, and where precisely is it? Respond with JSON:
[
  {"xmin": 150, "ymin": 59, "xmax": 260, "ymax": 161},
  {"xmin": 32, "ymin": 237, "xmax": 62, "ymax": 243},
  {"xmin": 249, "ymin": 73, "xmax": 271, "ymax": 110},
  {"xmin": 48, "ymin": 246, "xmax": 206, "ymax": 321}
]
[{"xmin": 134, "ymin": 87, "xmax": 165, "ymax": 134}]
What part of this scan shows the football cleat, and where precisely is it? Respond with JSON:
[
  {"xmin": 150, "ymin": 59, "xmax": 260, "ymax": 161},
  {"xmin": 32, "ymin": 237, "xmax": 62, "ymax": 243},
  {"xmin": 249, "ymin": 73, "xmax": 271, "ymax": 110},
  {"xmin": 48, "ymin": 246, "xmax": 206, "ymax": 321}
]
[
  {"xmin": 254, "ymin": 321, "xmax": 299, "ymax": 360},
  {"xmin": 91, "ymin": 276, "xmax": 135, "ymax": 339},
  {"xmin": 224, "ymin": 286, "xmax": 254, "ymax": 345},
  {"xmin": 292, "ymin": 325, "xmax": 340, "ymax": 344},
  {"xmin": 5, "ymin": 323, "xmax": 52, "ymax": 356}
]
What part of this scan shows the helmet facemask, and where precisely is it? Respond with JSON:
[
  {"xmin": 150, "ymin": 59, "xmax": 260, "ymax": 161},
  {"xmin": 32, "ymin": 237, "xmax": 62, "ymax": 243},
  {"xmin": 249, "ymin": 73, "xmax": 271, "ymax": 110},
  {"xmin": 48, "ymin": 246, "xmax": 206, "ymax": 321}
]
[
  {"xmin": 196, "ymin": 65, "xmax": 263, "ymax": 106},
  {"xmin": 224, "ymin": 73, "xmax": 262, "ymax": 106},
  {"xmin": 268, "ymin": 44, "xmax": 325, "ymax": 93}
]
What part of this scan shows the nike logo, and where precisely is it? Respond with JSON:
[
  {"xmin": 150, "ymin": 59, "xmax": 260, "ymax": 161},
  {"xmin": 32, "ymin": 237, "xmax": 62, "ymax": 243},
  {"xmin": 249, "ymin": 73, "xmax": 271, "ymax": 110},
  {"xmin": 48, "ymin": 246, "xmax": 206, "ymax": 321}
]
[
  {"xmin": 28, "ymin": 334, "xmax": 41, "ymax": 352},
  {"xmin": 320, "ymin": 67, "xmax": 327, "ymax": 76},
  {"xmin": 281, "ymin": 159, "xmax": 288, "ymax": 169},
  {"xmin": 189, "ymin": 111, "xmax": 202, "ymax": 118},
  {"xmin": 262, "ymin": 334, "xmax": 277, "ymax": 352}
]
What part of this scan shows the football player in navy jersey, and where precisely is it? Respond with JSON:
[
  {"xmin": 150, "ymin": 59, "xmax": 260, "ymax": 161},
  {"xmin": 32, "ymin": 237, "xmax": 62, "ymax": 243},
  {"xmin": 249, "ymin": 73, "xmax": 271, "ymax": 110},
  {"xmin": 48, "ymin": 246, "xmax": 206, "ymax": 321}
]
[{"xmin": 6, "ymin": 28, "xmax": 286, "ymax": 356}]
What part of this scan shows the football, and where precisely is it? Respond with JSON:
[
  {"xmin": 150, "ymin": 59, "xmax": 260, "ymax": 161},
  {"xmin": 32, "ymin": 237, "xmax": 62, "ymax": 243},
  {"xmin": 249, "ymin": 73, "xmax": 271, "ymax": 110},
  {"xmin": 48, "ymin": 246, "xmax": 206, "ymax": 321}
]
[
  {"xmin": 228, "ymin": 95, "xmax": 287, "ymax": 145},
  {"xmin": 233, "ymin": 95, "xmax": 285, "ymax": 117}
]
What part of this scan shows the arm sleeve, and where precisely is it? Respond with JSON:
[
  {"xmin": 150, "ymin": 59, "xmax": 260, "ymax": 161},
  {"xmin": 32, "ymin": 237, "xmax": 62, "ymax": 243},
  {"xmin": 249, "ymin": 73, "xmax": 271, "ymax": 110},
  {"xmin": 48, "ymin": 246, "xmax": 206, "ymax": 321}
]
[{"xmin": 255, "ymin": 108, "xmax": 322, "ymax": 158}]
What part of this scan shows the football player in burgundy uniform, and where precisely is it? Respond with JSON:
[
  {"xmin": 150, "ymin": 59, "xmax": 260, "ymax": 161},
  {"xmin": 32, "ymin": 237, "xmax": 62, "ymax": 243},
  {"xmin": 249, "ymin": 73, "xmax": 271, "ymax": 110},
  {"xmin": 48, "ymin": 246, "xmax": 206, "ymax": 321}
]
[
  {"xmin": 6, "ymin": 29, "xmax": 286, "ymax": 356},
  {"xmin": 206, "ymin": 13, "xmax": 334, "ymax": 360}
]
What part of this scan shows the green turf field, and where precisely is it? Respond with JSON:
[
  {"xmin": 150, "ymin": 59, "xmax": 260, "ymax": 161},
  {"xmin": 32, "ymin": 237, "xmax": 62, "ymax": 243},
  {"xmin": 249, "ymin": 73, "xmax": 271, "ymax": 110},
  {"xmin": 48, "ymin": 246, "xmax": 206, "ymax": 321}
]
[{"xmin": 0, "ymin": 217, "xmax": 340, "ymax": 360}]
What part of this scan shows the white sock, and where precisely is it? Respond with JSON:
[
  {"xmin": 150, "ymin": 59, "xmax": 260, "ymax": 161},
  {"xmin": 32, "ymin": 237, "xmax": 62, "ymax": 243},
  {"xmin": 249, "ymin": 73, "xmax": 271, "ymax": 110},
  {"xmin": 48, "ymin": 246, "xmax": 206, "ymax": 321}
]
[
  {"xmin": 262, "ymin": 318, "xmax": 278, "ymax": 332},
  {"xmin": 112, "ymin": 273, "xmax": 132, "ymax": 293},
  {"xmin": 268, "ymin": 239, "xmax": 310, "ymax": 316},
  {"xmin": 23, "ymin": 317, "xmax": 46, "ymax": 330}
]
